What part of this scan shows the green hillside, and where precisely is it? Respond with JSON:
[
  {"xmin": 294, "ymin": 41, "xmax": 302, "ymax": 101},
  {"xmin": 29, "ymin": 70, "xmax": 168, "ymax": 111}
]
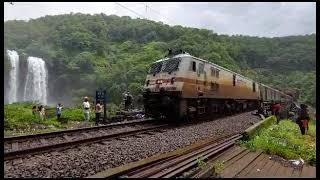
[{"xmin": 4, "ymin": 13, "xmax": 316, "ymax": 107}]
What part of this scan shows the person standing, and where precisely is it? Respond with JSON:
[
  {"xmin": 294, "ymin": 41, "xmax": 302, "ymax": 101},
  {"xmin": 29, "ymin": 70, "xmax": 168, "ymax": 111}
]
[
  {"xmin": 56, "ymin": 103, "xmax": 63, "ymax": 120},
  {"xmin": 95, "ymin": 101, "xmax": 103, "ymax": 125},
  {"xmin": 39, "ymin": 105, "xmax": 46, "ymax": 120},
  {"xmin": 272, "ymin": 103, "xmax": 282, "ymax": 124},
  {"xmin": 83, "ymin": 97, "xmax": 91, "ymax": 122},
  {"xmin": 297, "ymin": 104, "xmax": 310, "ymax": 135},
  {"xmin": 124, "ymin": 91, "xmax": 133, "ymax": 111}
]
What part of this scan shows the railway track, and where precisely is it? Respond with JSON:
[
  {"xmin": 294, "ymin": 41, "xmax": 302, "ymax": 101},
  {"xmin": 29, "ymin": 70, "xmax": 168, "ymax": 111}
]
[
  {"xmin": 89, "ymin": 133, "xmax": 243, "ymax": 178},
  {"xmin": 4, "ymin": 111, "xmax": 258, "ymax": 161},
  {"xmin": 5, "ymin": 111, "xmax": 262, "ymax": 178},
  {"xmin": 4, "ymin": 118, "xmax": 164, "ymax": 160}
]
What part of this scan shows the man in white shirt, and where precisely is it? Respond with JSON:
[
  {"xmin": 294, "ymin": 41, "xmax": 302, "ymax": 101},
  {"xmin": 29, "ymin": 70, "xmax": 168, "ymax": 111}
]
[{"xmin": 83, "ymin": 97, "xmax": 91, "ymax": 121}]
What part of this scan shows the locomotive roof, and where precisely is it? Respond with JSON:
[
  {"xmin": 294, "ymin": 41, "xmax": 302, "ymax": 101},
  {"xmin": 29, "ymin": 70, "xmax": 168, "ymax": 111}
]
[{"xmin": 154, "ymin": 53, "xmax": 291, "ymax": 98}]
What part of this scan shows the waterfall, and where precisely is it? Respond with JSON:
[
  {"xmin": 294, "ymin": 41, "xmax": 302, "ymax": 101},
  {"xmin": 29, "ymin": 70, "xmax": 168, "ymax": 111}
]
[
  {"xmin": 7, "ymin": 50, "xmax": 20, "ymax": 104},
  {"xmin": 23, "ymin": 57, "xmax": 48, "ymax": 104}
]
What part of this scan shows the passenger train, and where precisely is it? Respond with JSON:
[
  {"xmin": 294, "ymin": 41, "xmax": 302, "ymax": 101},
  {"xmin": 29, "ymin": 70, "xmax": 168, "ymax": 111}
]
[{"xmin": 143, "ymin": 50, "xmax": 293, "ymax": 120}]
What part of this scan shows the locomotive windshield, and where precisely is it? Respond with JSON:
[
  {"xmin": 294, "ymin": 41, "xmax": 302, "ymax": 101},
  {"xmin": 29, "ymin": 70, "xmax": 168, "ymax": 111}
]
[
  {"xmin": 162, "ymin": 57, "xmax": 181, "ymax": 73},
  {"xmin": 148, "ymin": 57, "xmax": 181, "ymax": 74},
  {"xmin": 149, "ymin": 62, "xmax": 163, "ymax": 74}
]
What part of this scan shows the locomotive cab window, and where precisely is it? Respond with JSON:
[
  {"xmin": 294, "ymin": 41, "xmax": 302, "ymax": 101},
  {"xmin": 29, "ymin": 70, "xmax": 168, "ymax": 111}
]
[
  {"xmin": 233, "ymin": 74, "xmax": 236, "ymax": 86},
  {"xmin": 253, "ymin": 82, "xmax": 256, "ymax": 92}
]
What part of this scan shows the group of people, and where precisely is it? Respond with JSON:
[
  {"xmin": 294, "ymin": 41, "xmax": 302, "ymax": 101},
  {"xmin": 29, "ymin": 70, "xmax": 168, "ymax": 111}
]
[
  {"xmin": 81, "ymin": 91, "xmax": 136, "ymax": 126},
  {"xmin": 82, "ymin": 96, "xmax": 104, "ymax": 125},
  {"xmin": 32, "ymin": 103, "xmax": 63, "ymax": 120},
  {"xmin": 272, "ymin": 102, "xmax": 310, "ymax": 135},
  {"xmin": 32, "ymin": 105, "xmax": 46, "ymax": 120}
]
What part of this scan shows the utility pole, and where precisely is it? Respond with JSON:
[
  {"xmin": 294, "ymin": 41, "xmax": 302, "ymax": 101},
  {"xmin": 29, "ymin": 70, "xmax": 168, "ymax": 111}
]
[{"xmin": 145, "ymin": 3, "xmax": 148, "ymax": 20}]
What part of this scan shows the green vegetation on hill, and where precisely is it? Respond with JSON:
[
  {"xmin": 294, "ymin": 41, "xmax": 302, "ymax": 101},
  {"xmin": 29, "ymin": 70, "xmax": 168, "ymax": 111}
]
[{"xmin": 4, "ymin": 13, "xmax": 316, "ymax": 106}]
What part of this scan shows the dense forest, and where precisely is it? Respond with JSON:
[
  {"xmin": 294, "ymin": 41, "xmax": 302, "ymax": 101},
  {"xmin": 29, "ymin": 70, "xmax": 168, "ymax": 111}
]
[{"xmin": 4, "ymin": 13, "xmax": 316, "ymax": 107}]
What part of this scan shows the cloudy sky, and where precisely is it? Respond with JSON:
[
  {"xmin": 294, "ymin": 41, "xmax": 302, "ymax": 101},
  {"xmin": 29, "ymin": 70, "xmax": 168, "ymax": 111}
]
[{"xmin": 4, "ymin": 2, "xmax": 316, "ymax": 37}]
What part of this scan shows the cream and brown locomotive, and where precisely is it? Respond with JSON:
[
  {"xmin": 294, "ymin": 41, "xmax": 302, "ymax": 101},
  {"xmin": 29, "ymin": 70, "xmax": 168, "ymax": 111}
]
[{"xmin": 143, "ymin": 50, "xmax": 293, "ymax": 120}]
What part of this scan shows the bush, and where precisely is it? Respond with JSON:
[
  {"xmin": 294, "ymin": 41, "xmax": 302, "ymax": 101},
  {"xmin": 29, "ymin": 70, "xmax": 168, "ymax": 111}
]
[
  {"xmin": 243, "ymin": 120, "xmax": 316, "ymax": 164},
  {"xmin": 107, "ymin": 103, "xmax": 120, "ymax": 117},
  {"xmin": 4, "ymin": 102, "xmax": 94, "ymax": 131},
  {"xmin": 4, "ymin": 103, "xmax": 41, "ymax": 130},
  {"xmin": 62, "ymin": 108, "xmax": 86, "ymax": 121}
]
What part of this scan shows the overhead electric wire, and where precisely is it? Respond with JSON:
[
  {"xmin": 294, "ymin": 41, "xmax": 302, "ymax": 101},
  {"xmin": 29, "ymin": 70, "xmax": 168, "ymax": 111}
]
[
  {"xmin": 115, "ymin": 2, "xmax": 176, "ymax": 25},
  {"xmin": 115, "ymin": 2, "xmax": 146, "ymax": 19},
  {"xmin": 144, "ymin": 3, "xmax": 176, "ymax": 25}
]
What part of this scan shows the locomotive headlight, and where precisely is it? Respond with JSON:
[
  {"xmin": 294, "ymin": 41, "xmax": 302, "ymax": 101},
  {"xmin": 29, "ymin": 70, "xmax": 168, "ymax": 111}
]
[
  {"xmin": 156, "ymin": 79, "xmax": 163, "ymax": 84},
  {"xmin": 170, "ymin": 77, "xmax": 175, "ymax": 84}
]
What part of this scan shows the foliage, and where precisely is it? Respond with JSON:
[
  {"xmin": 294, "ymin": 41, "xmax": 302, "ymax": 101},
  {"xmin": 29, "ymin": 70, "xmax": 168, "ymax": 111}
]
[
  {"xmin": 196, "ymin": 157, "xmax": 207, "ymax": 168},
  {"xmin": 61, "ymin": 107, "xmax": 90, "ymax": 121},
  {"xmin": 242, "ymin": 120, "xmax": 316, "ymax": 164},
  {"xmin": 4, "ymin": 14, "xmax": 316, "ymax": 107},
  {"xmin": 213, "ymin": 160, "xmax": 225, "ymax": 174},
  {"xmin": 4, "ymin": 102, "xmax": 42, "ymax": 130},
  {"xmin": 4, "ymin": 102, "xmax": 95, "ymax": 131}
]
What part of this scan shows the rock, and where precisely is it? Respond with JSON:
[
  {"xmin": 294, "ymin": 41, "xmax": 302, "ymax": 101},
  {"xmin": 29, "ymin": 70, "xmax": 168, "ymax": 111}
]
[
  {"xmin": 46, "ymin": 162, "xmax": 52, "ymax": 167},
  {"xmin": 12, "ymin": 158, "xmax": 23, "ymax": 165}
]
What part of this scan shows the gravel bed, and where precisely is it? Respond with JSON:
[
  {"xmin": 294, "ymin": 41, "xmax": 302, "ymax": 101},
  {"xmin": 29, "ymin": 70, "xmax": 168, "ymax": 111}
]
[
  {"xmin": 4, "ymin": 124, "xmax": 153, "ymax": 152},
  {"xmin": 4, "ymin": 112, "xmax": 261, "ymax": 178}
]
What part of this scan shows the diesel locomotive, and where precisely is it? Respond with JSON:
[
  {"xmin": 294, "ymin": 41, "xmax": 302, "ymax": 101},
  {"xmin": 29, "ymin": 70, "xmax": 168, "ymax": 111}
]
[{"xmin": 143, "ymin": 50, "xmax": 293, "ymax": 120}]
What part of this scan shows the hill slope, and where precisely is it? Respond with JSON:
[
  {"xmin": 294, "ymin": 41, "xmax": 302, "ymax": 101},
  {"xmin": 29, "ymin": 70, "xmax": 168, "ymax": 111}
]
[{"xmin": 4, "ymin": 13, "xmax": 316, "ymax": 107}]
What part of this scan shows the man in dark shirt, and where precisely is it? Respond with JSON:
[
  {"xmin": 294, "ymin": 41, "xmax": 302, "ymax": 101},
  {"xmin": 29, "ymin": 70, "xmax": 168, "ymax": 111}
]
[
  {"xmin": 297, "ymin": 104, "xmax": 310, "ymax": 135},
  {"xmin": 272, "ymin": 103, "xmax": 282, "ymax": 124}
]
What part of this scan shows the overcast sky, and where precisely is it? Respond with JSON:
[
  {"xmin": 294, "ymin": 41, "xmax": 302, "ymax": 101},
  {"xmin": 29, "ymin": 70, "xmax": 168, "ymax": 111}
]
[{"xmin": 4, "ymin": 2, "xmax": 316, "ymax": 37}]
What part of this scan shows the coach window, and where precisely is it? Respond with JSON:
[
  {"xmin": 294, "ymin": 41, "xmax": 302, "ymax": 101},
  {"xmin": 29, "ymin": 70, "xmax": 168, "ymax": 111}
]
[
  {"xmin": 190, "ymin": 61, "xmax": 196, "ymax": 72},
  {"xmin": 233, "ymin": 74, "xmax": 236, "ymax": 86},
  {"xmin": 253, "ymin": 82, "xmax": 256, "ymax": 92},
  {"xmin": 216, "ymin": 69, "xmax": 220, "ymax": 78},
  {"xmin": 265, "ymin": 88, "xmax": 268, "ymax": 100},
  {"xmin": 198, "ymin": 63, "xmax": 204, "ymax": 74},
  {"xmin": 211, "ymin": 67, "xmax": 215, "ymax": 76}
]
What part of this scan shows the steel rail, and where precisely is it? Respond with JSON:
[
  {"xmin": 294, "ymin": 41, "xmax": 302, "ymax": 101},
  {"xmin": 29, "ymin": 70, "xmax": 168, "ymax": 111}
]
[
  {"xmin": 128, "ymin": 134, "xmax": 242, "ymax": 178},
  {"xmin": 4, "ymin": 124, "xmax": 167, "ymax": 161},
  {"xmin": 4, "ymin": 118, "xmax": 154, "ymax": 142}
]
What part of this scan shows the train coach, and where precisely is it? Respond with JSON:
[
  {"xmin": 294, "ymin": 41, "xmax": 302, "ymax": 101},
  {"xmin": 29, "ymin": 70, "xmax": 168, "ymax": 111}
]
[{"xmin": 143, "ymin": 50, "xmax": 293, "ymax": 120}]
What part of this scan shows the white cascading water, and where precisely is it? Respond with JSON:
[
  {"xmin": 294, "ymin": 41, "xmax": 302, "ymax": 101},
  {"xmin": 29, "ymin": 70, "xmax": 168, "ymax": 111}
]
[
  {"xmin": 23, "ymin": 57, "xmax": 48, "ymax": 104},
  {"xmin": 7, "ymin": 50, "xmax": 20, "ymax": 103}
]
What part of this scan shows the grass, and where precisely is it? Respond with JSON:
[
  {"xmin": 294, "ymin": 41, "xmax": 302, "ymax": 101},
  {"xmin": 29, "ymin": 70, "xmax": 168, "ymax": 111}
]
[
  {"xmin": 212, "ymin": 160, "xmax": 225, "ymax": 174},
  {"xmin": 4, "ymin": 102, "xmax": 96, "ymax": 135},
  {"xmin": 241, "ymin": 119, "xmax": 316, "ymax": 164},
  {"xmin": 196, "ymin": 157, "xmax": 207, "ymax": 168}
]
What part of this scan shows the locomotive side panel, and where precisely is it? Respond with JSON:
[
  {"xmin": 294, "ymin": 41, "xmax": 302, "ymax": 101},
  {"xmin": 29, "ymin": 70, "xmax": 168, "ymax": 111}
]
[{"xmin": 180, "ymin": 58, "xmax": 260, "ymax": 100}]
